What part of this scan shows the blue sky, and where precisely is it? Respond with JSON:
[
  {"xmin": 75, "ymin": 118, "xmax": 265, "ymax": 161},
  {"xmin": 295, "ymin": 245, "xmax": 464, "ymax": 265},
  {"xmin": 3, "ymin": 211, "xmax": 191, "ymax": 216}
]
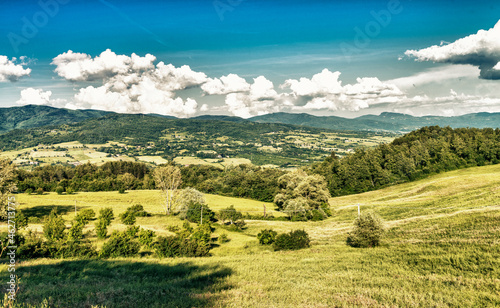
[{"xmin": 1, "ymin": 0, "xmax": 500, "ymax": 117}]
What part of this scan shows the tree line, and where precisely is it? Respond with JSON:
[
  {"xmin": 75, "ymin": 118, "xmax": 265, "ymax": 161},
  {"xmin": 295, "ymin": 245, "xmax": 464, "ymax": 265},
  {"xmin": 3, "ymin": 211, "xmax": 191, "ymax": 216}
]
[{"xmin": 310, "ymin": 126, "xmax": 500, "ymax": 196}]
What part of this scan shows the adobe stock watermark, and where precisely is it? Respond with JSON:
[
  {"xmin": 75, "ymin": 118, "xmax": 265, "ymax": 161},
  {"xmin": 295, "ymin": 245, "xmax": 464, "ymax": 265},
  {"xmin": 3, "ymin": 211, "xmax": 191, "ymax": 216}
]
[
  {"xmin": 213, "ymin": 0, "xmax": 247, "ymax": 21},
  {"xmin": 340, "ymin": 0, "xmax": 404, "ymax": 63},
  {"xmin": 7, "ymin": 0, "xmax": 71, "ymax": 53},
  {"xmin": 5, "ymin": 196, "xmax": 18, "ymax": 301}
]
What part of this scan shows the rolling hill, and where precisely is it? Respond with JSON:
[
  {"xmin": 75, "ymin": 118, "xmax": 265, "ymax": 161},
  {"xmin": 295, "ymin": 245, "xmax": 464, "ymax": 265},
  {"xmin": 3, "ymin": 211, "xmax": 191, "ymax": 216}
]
[{"xmin": 0, "ymin": 105, "xmax": 111, "ymax": 133}]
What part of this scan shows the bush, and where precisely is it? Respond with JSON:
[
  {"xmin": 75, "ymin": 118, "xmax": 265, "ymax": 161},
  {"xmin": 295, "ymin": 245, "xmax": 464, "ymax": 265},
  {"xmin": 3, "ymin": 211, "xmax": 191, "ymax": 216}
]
[
  {"xmin": 125, "ymin": 225, "xmax": 140, "ymax": 237},
  {"xmin": 154, "ymin": 236, "xmax": 210, "ymax": 258},
  {"xmin": 43, "ymin": 209, "xmax": 66, "ymax": 241},
  {"xmin": 120, "ymin": 211, "xmax": 136, "ymax": 225},
  {"xmin": 66, "ymin": 187, "xmax": 74, "ymax": 195},
  {"xmin": 99, "ymin": 231, "xmax": 140, "ymax": 258},
  {"xmin": 75, "ymin": 209, "xmax": 95, "ymax": 224},
  {"xmin": 53, "ymin": 240, "xmax": 97, "ymax": 259},
  {"xmin": 346, "ymin": 212, "xmax": 384, "ymax": 248},
  {"xmin": 55, "ymin": 186, "xmax": 64, "ymax": 195},
  {"xmin": 118, "ymin": 188, "xmax": 126, "ymax": 194},
  {"xmin": 273, "ymin": 230, "xmax": 310, "ymax": 251},
  {"xmin": 218, "ymin": 233, "xmax": 229, "ymax": 244},
  {"xmin": 128, "ymin": 204, "xmax": 149, "ymax": 217},
  {"xmin": 25, "ymin": 188, "xmax": 33, "ymax": 195},
  {"xmin": 95, "ymin": 219, "xmax": 108, "ymax": 239},
  {"xmin": 138, "ymin": 229, "xmax": 156, "ymax": 248},
  {"xmin": 185, "ymin": 203, "xmax": 216, "ymax": 224},
  {"xmin": 257, "ymin": 229, "xmax": 277, "ymax": 245},
  {"xmin": 36, "ymin": 188, "xmax": 44, "ymax": 195},
  {"xmin": 68, "ymin": 221, "xmax": 85, "ymax": 241},
  {"xmin": 99, "ymin": 208, "xmax": 114, "ymax": 225}
]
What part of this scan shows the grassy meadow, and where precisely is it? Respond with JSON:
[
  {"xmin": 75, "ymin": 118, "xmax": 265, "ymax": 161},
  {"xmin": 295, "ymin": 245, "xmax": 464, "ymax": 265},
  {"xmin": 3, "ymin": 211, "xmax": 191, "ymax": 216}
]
[{"xmin": 1, "ymin": 164, "xmax": 500, "ymax": 307}]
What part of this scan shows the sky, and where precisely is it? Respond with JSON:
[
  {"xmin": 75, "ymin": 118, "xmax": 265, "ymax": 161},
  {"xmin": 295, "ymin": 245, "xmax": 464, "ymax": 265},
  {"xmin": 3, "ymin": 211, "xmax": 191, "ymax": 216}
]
[{"xmin": 0, "ymin": 0, "xmax": 500, "ymax": 118}]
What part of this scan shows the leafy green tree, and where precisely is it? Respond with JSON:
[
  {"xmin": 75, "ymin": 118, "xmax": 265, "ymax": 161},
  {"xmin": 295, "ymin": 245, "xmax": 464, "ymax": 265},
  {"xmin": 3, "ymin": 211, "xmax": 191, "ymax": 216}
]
[
  {"xmin": 185, "ymin": 203, "xmax": 216, "ymax": 224},
  {"xmin": 218, "ymin": 205, "xmax": 243, "ymax": 225},
  {"xmin": 173, "ymin": 187, "xmax": 205, "ymax": 219},
  {"xmin": 346, "ymin": 212, "xmax": 384, "ymax": 248},
  {"xmin": 274, "ymin": 170, "xmax": 330, "ymax": 220}
]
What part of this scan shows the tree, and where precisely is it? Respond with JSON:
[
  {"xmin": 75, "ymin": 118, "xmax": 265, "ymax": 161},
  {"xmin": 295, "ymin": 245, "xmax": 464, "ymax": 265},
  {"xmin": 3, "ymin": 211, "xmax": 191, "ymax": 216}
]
[
  {"xmin": 118, "ymin": 172, "xmax": 136, "ymax": 190},
  {"xmin": 173, "ymin": 187, "xmax": 205, "ymax": 219},
  {"xmin": 274, "ymin": 170, "xmax": 331, "ymax": 220},
  {"xmin": 0, "ymin": 159, "xmax": 16, "ymax": 219},
  {"xmin": 346, "ymin": 212, "xmax": 384, "ymax": 248},
  {"xmin": 153, "ymin": 165, "xmax": 182, "ymax": 214},
  {"xmin": 218, "ymin": 205, "xmax": 242, "ymax": 225}
]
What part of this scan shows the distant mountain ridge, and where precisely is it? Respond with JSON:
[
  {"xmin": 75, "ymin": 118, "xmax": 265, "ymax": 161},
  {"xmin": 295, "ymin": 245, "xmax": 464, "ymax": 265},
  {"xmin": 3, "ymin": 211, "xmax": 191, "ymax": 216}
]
[
  {"xmin": 1, "ymin": 105, "xmax": 500, "ymax": 134},
  {"xmin": 249, "ymin": 112, "xmax": 500, "ymax": 132},
  {"xmin": 0, "ymin": 105, "xmax": 112, "ymax": 133}
]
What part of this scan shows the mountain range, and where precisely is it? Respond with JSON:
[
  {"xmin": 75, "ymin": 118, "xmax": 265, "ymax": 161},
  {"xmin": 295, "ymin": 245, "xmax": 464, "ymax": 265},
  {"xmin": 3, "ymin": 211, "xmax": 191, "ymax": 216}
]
[{"xmin": 1, "ymin": 105, "xmax": 500, "ymax": 134}]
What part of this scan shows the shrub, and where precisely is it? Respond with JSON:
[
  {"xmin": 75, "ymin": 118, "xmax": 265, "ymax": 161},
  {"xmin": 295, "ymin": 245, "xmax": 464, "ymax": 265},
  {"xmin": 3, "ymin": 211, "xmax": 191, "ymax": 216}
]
[
  {"xmin": 53, "ymin": 240, "xmax": 97, "ymax": 259},
  {"xmin": 43, "ymin": 209, "xmax": 66, "ymax": 241},
  {"xmin": 273, "ymin": 230, "xmax": 310, "ymax": 251},
  {"xmin": 218, "ymin": 233, "xmax": 229, "ymax": 244},
  {"xmin": 118, "ymin": 187, "xmax": 126, "ymax": 194},
  {"xmin": 66, "ymin": 187, "xmax": 74, "ymax": 195},
  {"xmin": 185, "ymin": 203, "xmax": 216, "ymax": 224},
  {"xmin": 138, "ymin": 229, "xmax": 156, "ymax": 248},
  {"xmin": 75, "ymin": 209, "xmax": 95, "ymax": 224},
  {"xmin": 120, "ymin": 211, "xmax": 136, "ymax": 225},
  {"xmin": 257, "ymin": 229, "xmax": 277, "ymax": 245},
  {"xmin": 68, "ymin": 221, "xmax": 85, "ymax": 241},
  {"xmin": 346, "ymin": 212, "xmax": 384, "ymax": 248},
  {"xmin": 125, "ymin": 226, "xmax": 140, "ymax": 237},
  {"xmin": 25, "ymin": 188, "xmax": 33, "ymax": 195},
  {"xmin": 95, "ymin": 219, "xmax": 108, "ymax": 239},
  {"xmin": 99, "ymin": 208, "xmax": 114, "ymax": 224},
  {"xmin": 55, "ymin": 186, "xmax": 64, "ymax": 195},
  {"xmin": 36, "ymin": 188, "xmax": 44, "ymax": 195},
  {"xmin": 128, "ymin": 204, "xmax": 149, "ymax": 217},
  {"xmin": 154, "ymin": 236, "xmax": 181, "ymax": 258},
  {"xmin": 99, "ymin": 231, "xmax": 140, "ymax": 258}
]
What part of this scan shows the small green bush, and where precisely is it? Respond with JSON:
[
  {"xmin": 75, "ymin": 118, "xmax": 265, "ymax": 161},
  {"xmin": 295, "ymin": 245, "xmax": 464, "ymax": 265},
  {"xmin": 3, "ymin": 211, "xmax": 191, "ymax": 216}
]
[
  {"xmin": 125, "ymin": 226, "xmax": 140, "ymax": 237},
  {"xmin": 55, "ymin": 186, "xmax": 64, "ymax": 195},
  {"xmin": 66, "ymin": 187, "xmax": 74, "ymax": 195},
  {"xmin": 75, "ymin": 209, "xmax": 95, "ymax": 224},
  {"xmin": 53, "ymin": 240, "xmax": 97, "ymax": 259},
  {"xmin": 99, "ymin": 231, "xmax": 140, "ymax": 258},
  {"xmin": 185, "ymin": 203, "xmax": 216, "ymax": 224},
  {"xmin": 218, "ymin": 233, "xmax": 229, "ymax": 244},
  {"xmin": 43, "ymin": 209, "xmax": 66, "ymax": 241},
  {"xmin": 273, "ymin": 230, "xmax": 310, "ymax": 251},
  {"xmin": 99, "ymin": 208, "xmax": 114, "ymax": 225},
  {"xmin": 25, "ymin": 188, "xmax": 33, "ymax": 195},
  {"xmin": 95, "ymin": 219, "xmax": 108, "ymax": 239},
  {"xmin": 138, "ymin": 229, "xmax": 156, "ymax": 248},
  {"xmin": 68, "ymin": 221, "xmax": 85, "ymax": 241},
  {"xmin": 346, "ymin": 212, "xmax": 384, "ymax": 248},
  {"xmin": 257, "ymin": 229, "xmax": 277, "ymax": 245},
  {"xmin": 120, "ymin": 211, "xmax": 136, "ymax": 225},
  {"xmin": 36, "ymin": 188, "xmax": 44, "ymax": 195}
]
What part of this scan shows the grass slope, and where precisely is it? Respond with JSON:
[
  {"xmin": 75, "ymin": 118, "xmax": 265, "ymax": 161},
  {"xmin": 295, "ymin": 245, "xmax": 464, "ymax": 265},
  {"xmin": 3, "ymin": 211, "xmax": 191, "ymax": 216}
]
[{"xmin": 1, "ymin": 165, "xmax": 500, "ymax": 307}]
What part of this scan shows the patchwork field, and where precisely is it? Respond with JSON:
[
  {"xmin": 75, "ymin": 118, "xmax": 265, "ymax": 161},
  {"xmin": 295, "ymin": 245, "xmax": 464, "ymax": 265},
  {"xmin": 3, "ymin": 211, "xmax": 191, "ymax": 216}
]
[{"xmin": 1, "ymin": 164, "xmax": 500, "ymax": 307}]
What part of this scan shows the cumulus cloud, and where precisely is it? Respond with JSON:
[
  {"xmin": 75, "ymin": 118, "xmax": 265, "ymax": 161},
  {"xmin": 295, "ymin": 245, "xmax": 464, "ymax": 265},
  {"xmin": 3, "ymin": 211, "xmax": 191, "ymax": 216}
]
[
  {"xmin": 16, "ymin": 88, "xmax": 67, "ymax": 106},
  {"xmin": 282, "ymin": 69, "xmax": 404, "ymax": 112},
  {"xmin": 223, "ymin": 76, "xmax": 288, "ymax": 118},
  {"xmin": 201, "ymin": 74, "xmax": 250, "ymax": 95},
  {"xmin": 0, "ymin": 55, "xmax": 31, "ymax": 82},
  {"xmin": 405, "ymin": 20, "xmax": 500, "ymax": 80},
  {"xmin": 51, "ymin": 49, "xmax": 208, "ymax": 117}
]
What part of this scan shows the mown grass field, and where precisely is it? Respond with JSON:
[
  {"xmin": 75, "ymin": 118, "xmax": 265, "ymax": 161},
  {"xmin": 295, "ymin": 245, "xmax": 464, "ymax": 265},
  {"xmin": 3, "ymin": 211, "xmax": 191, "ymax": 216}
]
[{"xmin": 1, "ymin": 165, "xmax": 500, "ymax": 307}]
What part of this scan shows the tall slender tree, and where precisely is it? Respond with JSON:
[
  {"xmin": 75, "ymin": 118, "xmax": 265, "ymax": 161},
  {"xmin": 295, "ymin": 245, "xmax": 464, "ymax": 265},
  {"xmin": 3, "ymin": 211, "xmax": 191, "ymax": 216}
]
[{"xmin": 153, "ymin": 165, "xmax": 182, "ymax": 214}]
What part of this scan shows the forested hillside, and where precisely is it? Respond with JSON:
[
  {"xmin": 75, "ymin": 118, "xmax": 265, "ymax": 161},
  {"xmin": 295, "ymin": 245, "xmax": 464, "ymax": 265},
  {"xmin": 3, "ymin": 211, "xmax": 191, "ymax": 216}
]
[{"xmin": 311, "ymin": 126, "xmax": 500, "ymax": 196}]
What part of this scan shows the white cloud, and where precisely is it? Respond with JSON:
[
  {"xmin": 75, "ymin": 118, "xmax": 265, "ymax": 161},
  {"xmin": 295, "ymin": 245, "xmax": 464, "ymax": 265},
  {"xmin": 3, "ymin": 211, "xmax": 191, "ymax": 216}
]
[
  {"xmin": 16, "ymin": 88, "xmax": 67, "ymax": 107},
  {"xmin": 50, "ymin": 49, "xmax": 208, "ymax": 117},
  {"xmin": 405, "ymin": 20, "xmax": 500, "ymax": 80},
  {"xmin": 51, "ymin": 49, "xmax": 156, "ymax": 81},
  {"xmin": 223, "ymin": 76, "xmax": 285, "ymax": 118},
  {"xmin": 0, "ymin": 55, "xmax": 31, "ymax": 82},
  {"xmin": 201, "ymin": 74, "xmax": 250, "ymax": 95},
  {"xmin": 282, "ymin": 69, "xmax": 404, "ymax": 112}
]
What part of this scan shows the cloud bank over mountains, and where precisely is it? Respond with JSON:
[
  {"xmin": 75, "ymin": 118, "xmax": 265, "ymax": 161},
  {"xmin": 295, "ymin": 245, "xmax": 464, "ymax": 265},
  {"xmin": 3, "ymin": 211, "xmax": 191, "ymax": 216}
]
[{"xmin": 7, "ymin": 20, "xmax": 500, "ymax": 118}]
